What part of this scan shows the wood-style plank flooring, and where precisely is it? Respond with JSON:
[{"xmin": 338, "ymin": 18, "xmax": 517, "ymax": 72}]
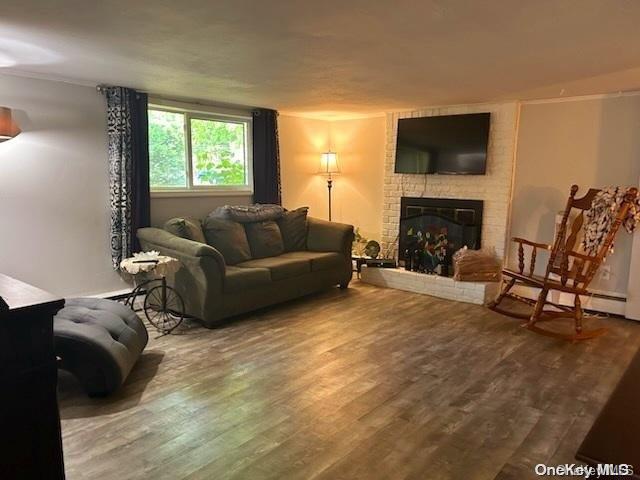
[{"xmin": 58, "ymin": 280, "xmax": 640, "ymax": 480}]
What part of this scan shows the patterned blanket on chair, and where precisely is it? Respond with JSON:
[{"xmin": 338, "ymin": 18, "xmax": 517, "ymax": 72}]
[{"xmin": 582, "ymin": 186, "xmax": 640, "ymax": 255}]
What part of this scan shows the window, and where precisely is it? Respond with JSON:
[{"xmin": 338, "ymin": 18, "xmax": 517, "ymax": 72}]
[{"xmin": 148, "ymin": 103, "xmax": 252, "ymax": 195}]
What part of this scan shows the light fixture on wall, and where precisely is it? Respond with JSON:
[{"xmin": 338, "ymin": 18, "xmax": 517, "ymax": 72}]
[
  {"xmin": 319, "ymin": 151, "xmax": 340, "ymax": 221},
  {"xmin": 0, "ymin": 107, "xmax": 21, "ymax": 142}
]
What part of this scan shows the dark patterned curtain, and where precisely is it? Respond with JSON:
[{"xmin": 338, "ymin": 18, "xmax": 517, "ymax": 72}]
[
  {"xmin": 104, "ymin": 86, "xmax": 150, "ymax": 268},
  {"xmin": 252, "ymin": 108, "xmax": 281, "ymax": 205}
]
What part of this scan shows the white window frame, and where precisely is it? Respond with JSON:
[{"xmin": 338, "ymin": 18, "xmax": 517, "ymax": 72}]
[{"xmin": 149, "ymin": 98, "xmax": 253, "ymax": 197}]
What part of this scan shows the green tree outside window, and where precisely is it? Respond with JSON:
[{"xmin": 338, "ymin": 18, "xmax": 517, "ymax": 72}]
[
  {"xmin": 191, "ymin": 118, "xmax": 246, "ymax": 186},
  {"xmin": 148, "ymin": 109, "xmax": 248, "ymax": 189},
  {"xmin": 148, "ymin": 110, "xmax": 187, "ymax": 188}
]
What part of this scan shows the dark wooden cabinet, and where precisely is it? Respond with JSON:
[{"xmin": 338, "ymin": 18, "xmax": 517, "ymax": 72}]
[
  {"xmin": 0, "ymin": 274, "xmax": 65, "ymax": 479},
  {"xmin": 576, "ymin": 347, "xmax": 640, "ymax": 476}
]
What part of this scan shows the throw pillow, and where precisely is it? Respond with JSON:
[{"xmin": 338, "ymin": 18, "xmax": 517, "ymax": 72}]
[
  {"xmin": 202, "ymin": 216, "xmax": 252, "ymax": 265},
  {"xmin": 212, "ymin": 204, "xmax": 284, "ymax": 223},
  {"xmin": 244, "ymin": 221, "xmax": 285, "ymax": 259},
  {"xmin": 277, "ymin": 207, "xmax": 309, "ymax": 251},
  {"xmin": 163, "ymin": 217, "xmax": 206, "ymax": 244}
]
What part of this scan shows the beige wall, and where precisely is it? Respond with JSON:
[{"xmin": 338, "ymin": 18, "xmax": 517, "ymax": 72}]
[
  {"xmin": 511, "ymin": 95, "xmax": 640, "ymax": 295},
  {"xmin": 279, "ymin": 115, "xmax": 386, "ymax": 242}
]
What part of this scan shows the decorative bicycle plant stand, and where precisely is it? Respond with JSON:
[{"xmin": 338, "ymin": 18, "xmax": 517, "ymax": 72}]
[{"xmin": 120, "ymin": 252, "xmax": 185, "ymax": 334}]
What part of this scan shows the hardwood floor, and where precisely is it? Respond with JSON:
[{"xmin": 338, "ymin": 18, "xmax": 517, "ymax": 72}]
[{"xmin": 58, "ymin": 280, "xmax": 640, "ymax": 480}]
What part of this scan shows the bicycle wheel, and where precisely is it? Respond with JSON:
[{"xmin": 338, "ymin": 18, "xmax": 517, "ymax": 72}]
[{"xmin": 143, "ymin": 285, "xmax": 185, "ymax": 333}]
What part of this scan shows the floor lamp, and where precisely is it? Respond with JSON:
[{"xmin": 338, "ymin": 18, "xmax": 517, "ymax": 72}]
[{"xmin": 320, "ymin": 151, "xmax": 340, "ymax": 221}]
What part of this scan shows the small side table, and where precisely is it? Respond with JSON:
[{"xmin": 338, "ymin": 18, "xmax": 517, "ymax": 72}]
[
  {"xmin": 352, "ymin": 256, "xmax": 370, "ymax": 278},
  {"xmin": 120, "ymin": 254, "xmax": 185, "ymax": 334}
]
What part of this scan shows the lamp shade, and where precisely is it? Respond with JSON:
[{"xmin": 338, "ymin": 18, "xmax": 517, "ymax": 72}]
[
  {"xmin": 319, "ymin": 151, "xmax": 340, "ymax": 175},
  {"xmin": 0, "ymin": 107, "xmax": 21, "ymax": 142}
]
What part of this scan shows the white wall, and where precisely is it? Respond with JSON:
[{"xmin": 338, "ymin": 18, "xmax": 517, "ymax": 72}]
[
  {"xmin": 628, "ymin": 210, "xmax": 640, "ymax": 320},
  {"xmin": 0, "ymin": 74, "xmax": 128, "ymax": 296},
  {"xmin": 511, "ymin": 95, "xmax": 640, "ymax": 296},
  {"xmin": 0, "ymin": 73, "xmax": 256, "ymax": 296}
]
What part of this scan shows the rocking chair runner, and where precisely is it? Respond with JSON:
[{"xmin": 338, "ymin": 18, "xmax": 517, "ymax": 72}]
[{"xmin": 490, "ymin": 184, "xmax": 639, "ymax": 341}]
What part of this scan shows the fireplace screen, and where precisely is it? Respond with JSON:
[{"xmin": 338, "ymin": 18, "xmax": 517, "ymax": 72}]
[{"xmin": 399, "ymin": 197, "xmax": 483, "ymax": 275}]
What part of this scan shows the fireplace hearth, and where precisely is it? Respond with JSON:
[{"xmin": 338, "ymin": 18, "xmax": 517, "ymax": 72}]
[{"xmin": 399, "ymin": 197, "xmax": 483, "ymax": 275}]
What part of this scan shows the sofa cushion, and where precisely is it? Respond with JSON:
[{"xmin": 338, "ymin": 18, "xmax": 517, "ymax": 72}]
[
  {"xmin": 224, "ymin": 266, "xmax": 271, "ymax": 293},
  {"xmin": 243, "ymin": 220, "xmax": 285, "ymax": 259},
  {"xmin": 278, "ymin": 251, "xmax": 344, "ymax": 272},
  {"xmin": 235, "ymin": 256, "xmax": 311, "ymax": 281},
  {"xmin": 202, "ymin": 216, "xmax": 251, "ymax": 265},
  {"xmin": 277, "ymin": 207, "xmax": 308, "ymax": 251},
  {"xmin": 163, "ymin": 217, "xmax": 206, "ymax": 244}
]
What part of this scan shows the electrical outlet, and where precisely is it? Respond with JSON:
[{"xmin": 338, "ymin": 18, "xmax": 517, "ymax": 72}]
[{"xmin": 601, "ymin": 265, "xmax": 611, "ymax": 281}]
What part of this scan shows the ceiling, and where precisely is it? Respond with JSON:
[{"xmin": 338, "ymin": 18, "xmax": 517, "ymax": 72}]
[{"xmin": 2, "ymin": 0, "xmax": 640, "ymax": 118}]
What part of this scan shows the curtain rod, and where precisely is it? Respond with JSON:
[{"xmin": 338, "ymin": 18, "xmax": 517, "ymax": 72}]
[
  {"xmin": 96, "ymin": 84, "xmax": 150, "ymax": 95},
  {"xmin": 97, "ymin": 85, "xmax": 274, "ymax": 113}
]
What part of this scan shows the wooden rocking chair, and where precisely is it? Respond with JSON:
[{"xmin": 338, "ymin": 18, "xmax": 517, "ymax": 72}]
[{"xmin": 489, "ymin": 184, "xmax": 639, "ymax": 341}]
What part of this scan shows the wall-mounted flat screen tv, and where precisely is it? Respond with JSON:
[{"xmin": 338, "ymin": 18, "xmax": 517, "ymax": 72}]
[{"xmin": 394, "ymin": 112, "xmax": 490, "ymax": 175}]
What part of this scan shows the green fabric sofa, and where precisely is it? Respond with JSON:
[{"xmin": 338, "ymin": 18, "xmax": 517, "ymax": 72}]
[{"xmin": 137, "ymin": 216, "xmax": 354, "ymax": 327}]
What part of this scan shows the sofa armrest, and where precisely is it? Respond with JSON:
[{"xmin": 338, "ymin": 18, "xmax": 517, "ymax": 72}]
[
  {"xmin": 137, "ymin": 227, "xmax": 225, "ymax": 272},
  {"xmin": 136, "ymin": 228, "xmax": 226, "ymax": 323},
  {"xmin": 306, "ymin": 217, "xmax": 354, "ymax": 254}
]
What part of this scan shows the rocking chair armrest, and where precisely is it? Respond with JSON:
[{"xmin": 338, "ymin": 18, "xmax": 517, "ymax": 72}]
[
  {"xmin": 566, "ymin": 250, "xmax": 595, "ymax": 262},
  {"xmin": 511, "ymin": 237, "xmax": 552, "ymax": 275},
  {"xmin": 511, "ymin": 237, "xmax": 552, "ymax": 251}
]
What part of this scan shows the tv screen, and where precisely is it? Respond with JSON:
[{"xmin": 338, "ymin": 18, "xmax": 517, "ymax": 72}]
[{"xmin": 394, "ymin": 113, "xmax": 490, "ymax": 175}]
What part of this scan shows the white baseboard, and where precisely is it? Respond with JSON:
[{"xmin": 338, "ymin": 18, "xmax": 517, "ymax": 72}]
[
  {"xmin": 511, "ymin": 284, "xmax": 627, "ymax": 317},
  {"xmin": 78, "ymin": 288, "xmax": 131, "ymax": 298}
]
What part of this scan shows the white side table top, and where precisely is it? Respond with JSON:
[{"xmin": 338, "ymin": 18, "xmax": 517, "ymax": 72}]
[{"xmin": 120, "ymin": 251, "xmax": 181, "ymax": 277}]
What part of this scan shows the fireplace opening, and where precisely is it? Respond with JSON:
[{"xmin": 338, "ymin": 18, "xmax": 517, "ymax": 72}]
[{"xmin": 399, "ymin": 197, "xmax": 483, "ymax": 275}]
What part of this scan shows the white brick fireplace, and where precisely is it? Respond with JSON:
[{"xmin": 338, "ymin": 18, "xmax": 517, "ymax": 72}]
[{"xmin": 382, "ymin": 102, "xmax": 519, "ymax": 261}]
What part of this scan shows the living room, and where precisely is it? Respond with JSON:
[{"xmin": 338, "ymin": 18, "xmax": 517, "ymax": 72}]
[{"xmin": 1, "ymin": 1, "xmax": 640, "ymax": 479}]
